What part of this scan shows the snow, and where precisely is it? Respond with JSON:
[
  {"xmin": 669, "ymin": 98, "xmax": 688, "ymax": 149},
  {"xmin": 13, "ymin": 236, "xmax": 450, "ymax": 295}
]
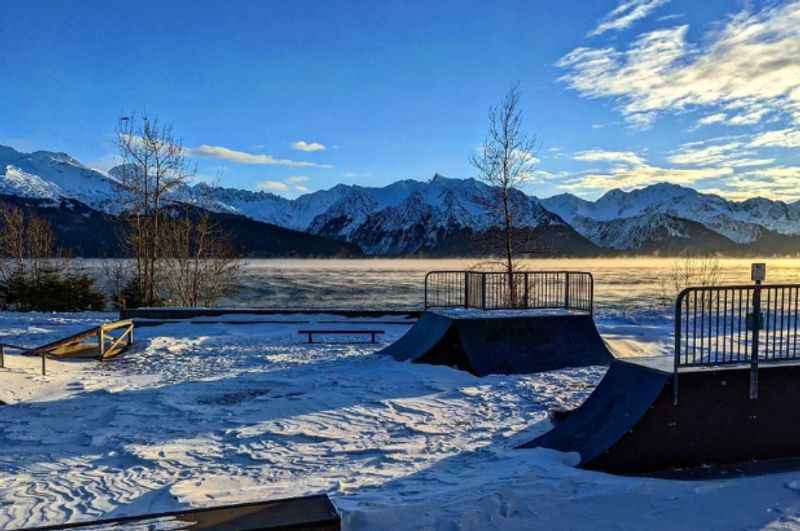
[
  {"xmin": 2, "ymin": 309, "xmax": 800, "ymax": 530},
  {"xmin": 541, "ymin": 182, "xmax": 800, "ymax": 245},
  {"xmin": 0, "ymin": 147, "xmax": 120, "ymax": 211},
  {"xmin": 5, "ymin": 140, "xmax": 800, "ymax": 253},
  {"xmin": 0, "ymin": 165, "xmax": 63, "ymax": 201}
]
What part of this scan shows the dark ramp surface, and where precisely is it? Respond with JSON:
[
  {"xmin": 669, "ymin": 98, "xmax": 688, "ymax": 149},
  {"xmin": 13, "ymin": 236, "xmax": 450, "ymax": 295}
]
[
  {"xmin": 521, "ymin": 358, "xmax": 800, "ymax": 474},
  {"xmin": 17, "ymin": 494, "xmax": 340, "ymax": 531},
  {"xmin": 378, "ymin": 311, "xmax": 614, "ymax": 376}
]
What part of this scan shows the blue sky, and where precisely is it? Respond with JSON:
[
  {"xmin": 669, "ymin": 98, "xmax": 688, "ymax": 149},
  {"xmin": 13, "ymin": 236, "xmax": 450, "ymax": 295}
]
[{"xmin": 1, "ymin": 0, "xmax": 799, "ymax": 200}]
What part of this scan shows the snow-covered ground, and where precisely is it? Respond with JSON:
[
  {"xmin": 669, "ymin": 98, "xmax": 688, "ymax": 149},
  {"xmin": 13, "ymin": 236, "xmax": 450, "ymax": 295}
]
[{"xmin": 1, "ymin": 310, "xmax": 800, "ymax": 530}]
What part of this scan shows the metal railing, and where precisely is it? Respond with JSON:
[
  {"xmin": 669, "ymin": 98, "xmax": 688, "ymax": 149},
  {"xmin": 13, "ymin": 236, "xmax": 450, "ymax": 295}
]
[
  {"xmin": 674, "ymin": 283, "xmax": 800, "ymax": 402},
  {"xmin": 424, "ymin": 271, "xmax": 594, "ymax": 313}
]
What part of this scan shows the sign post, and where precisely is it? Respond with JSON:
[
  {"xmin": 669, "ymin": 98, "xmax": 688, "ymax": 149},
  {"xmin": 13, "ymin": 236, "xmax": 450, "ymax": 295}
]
[{"xmin": 749, "ymin": 263, "xmax": 766, "ymax": 400}]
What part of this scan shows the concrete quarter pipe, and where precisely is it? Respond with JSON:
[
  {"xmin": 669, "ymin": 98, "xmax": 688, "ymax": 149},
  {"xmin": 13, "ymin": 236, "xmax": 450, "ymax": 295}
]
[
  {"xmin": 520, "ymin": 358, "xmax": 800, "ymax": 474},
  {"xmin": 379, "ymin": 311, "xmax": 615, "ymax": 376}
]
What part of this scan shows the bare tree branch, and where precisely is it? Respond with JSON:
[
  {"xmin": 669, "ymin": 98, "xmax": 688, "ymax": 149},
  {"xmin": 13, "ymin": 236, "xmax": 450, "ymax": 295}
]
[{"xmin": 470, "ymin": 85, "xmax": 540, "ymax": 306}]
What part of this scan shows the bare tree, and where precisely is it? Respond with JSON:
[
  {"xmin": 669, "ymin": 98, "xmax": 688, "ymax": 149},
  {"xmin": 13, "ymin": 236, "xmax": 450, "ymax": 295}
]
[
  {"xmin": 0, "ymin": 206, "xmax": 59, "ymax": 279},
  {"xmin": 160, "ymin": 209, "xmax": 240, "ymax": 307},
  {"xmin": 115, "ymin": 113, "xmax": 195, "ymax": 305},
  {"xmin": 0, "ymin": 205, "xmax": 25, "ymax": 279},
  {"xmin": 657, "ymin": 253, "xmax": 723, "ymax": 308},
  {"xmin": 26, "ymin": 215, "xmax": 57, "ymax": 282},
  {"xmin": 471, "ymin": 85, "xmax": 539, "ymax": 305}
]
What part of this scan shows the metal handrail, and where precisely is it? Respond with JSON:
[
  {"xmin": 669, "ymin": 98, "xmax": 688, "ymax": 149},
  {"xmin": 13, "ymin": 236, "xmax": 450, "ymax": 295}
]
[
  {"xmin": 424, "ymin": 270, "xmax": 594, "ymax": 313},
  {"xmin": 673, "ymin": 283, "xmax": 800, "ymax": 403}
]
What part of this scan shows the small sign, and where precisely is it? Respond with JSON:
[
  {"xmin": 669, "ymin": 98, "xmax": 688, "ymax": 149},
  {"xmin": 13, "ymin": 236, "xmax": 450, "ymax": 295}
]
[{"xmin": 752, "ymin": 263, "xmax": 766, "ymax": 283}]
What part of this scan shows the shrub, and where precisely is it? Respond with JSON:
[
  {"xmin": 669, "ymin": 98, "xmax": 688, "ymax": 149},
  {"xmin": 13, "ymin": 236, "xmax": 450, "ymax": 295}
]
[
  {"xmin": 0, "ymin": 268, "xmax": 105, "ymax": 312},
  {"xmin": 113, "ymin": 276, "xmax": 157, "ymax": 310}
]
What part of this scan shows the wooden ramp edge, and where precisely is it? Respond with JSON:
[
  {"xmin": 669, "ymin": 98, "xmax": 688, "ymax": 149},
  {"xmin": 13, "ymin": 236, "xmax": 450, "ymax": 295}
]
[
  {"xmin": 2, "ymin": 320, "xmax": 135, "ymax": 375},
  {"xmin": 13, "ymin": 493, "xmax": 340, "ymax": 531}
]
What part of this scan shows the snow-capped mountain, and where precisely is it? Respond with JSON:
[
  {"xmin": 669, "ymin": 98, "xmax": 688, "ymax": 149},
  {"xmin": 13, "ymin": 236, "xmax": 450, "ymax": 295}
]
[
  {"xmin": 196, "ymin": 174, "xmax": 572, "ymax": 255},
  {"xmin": 3, "ymin": 144, "xmax": 800, "ymax": 256},
  {"xmin": 303, "ymin": 175, "xmax": 568, "ymax": 255},
  {"xmin": 568, "ymin": 213, "xmax": 736, "ymax": 252},
  {"xmin": 542, "ymin": 183, "xmax": 800, "ymax": 245},
  {"xmin": 0, "ymin": 145, "xmax": 120, "ymax": 209}
]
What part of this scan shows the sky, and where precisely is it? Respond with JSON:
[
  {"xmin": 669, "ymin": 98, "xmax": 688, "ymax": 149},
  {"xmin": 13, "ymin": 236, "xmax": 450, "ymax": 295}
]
[{"xmin": 1, "ymin": 0, "xmax": 799, "ymax": 201}]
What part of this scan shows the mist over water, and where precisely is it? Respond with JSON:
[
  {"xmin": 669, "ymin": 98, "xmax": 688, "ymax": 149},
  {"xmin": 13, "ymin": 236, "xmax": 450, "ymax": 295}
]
[
  {"xmin": 78, "ymin": 258, "xmax": 800, "ymax": 314},
  {"xmin": 216, "ymin": 258, "xmax": 800, "ymax": 314}
]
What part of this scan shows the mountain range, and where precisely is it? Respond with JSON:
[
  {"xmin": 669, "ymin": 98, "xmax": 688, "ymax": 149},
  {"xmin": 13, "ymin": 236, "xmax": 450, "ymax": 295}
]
[{"xmin": 2, "ymin": 144, "xmax": 800, "ymax": 257}]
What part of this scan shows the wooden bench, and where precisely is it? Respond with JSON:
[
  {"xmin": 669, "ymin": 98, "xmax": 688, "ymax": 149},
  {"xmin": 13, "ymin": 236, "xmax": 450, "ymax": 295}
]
[{"xmin": 298, "ymin": 329, "xmax": 385, "ymax": 344}]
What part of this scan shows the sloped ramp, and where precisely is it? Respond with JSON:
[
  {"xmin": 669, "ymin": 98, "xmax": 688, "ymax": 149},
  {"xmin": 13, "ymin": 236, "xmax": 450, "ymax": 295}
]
[
  {"xmin": 378, "ymin": 311, "xmax": 615, "ymax": 376},
  {"xmin": 520, "ymin": 358, "xmax": 800, "ymax": 474},
  {"xmin": 18, "ymin": 494, "xmax": 339, "ymax": 530}
]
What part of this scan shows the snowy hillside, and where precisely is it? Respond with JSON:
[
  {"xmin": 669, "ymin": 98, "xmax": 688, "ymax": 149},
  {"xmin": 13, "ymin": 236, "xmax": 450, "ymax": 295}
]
[
  {"xmin": 4, "ymin": 143, "xmax": 800, "ymax": 255},
  {"xmin": 147, "ymin": 173, "xmax": 569, "ymax": 255},
  {"xmin": 304, "ymin": 176, "xmax": 566, "ymax": 255},
  {"xmin": 0, "ymin": 145, "xmax": 120, "ymax": 210},
  {"xmin": 569, "ymin": 213, "xmax": 736, "ymax": 252},
  {"xmin": 542, "ymin": 183, "xmax": 800, "ymax": 244}
]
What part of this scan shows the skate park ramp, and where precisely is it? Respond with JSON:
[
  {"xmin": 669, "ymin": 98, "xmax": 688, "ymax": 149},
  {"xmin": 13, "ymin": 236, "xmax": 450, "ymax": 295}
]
[
  {"xmin": 519, "ymin": 357, "xmax": 800, "ymax": 474},
  {"xmin": 378, "ymin": 310, "xmax": 615, "ymax": 376}
]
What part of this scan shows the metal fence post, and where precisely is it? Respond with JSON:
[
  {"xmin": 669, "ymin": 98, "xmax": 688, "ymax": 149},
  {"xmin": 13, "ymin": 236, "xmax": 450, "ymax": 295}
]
[
  {"xmin": 424, "ymin": 273, "xmax": 429, "ymax": 310},
  {"xmin": 524, "ymin": 272, "xmax": 529, "ymax": 309},
  {"xmin": 564, "ymin": 273, "xmax": 571, "ymax": 310},
  {"xmin": 750, "ymin": 281, "xmax": 762, "ymax": 400},
  {"xmin": 464, "ymin": 272, "xmax": 469, "ymax": 309},
  {"xmin": 673, "ymin": 290, "xmax": 685, "ymax": 405},
  {"xmin": 481, "ymin": 273, "xmax": 487, "ymax": 311}
]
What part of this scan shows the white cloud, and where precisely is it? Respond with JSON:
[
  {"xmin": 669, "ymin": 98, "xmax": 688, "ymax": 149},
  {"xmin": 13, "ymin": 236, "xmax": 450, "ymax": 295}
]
[
  {"xmin": 559, "ymin": 2, "xmax": 800, "ymax": 128},
  {"xmin": 657, "ymin": 13, "xmax": 683, "ymax": 22},
  {"xmin": 626, "ymin": 112, "xmax": 657, "ymax": 130},
  {"xmin": 589, "ymin": 0, "xmax": 670, "ymax": 37},
  {"xmin": 574, "ymin": 150, "xmax": 646, "ymax": 165},
  {"xmin": 529, "ymin": 169, "xmax": 570, "ymax": 182},
  {"xmin": 291, "ymin": 141, "xmax": 326, "ymax": 152},
  {"xmin": 749, "ymin": 128, "xmax": 800, "ymax": 148},
  {"xmin": 695, "ymin": 113, "xmax": 727, "ymax": 128},
  {"xmin": 567, "ymin": 147, "xmax": 732, "ymax": 192},
  {"xmin": 667, "ymin": 141, "xmax": 745, "ymax": 165},
  {"xmin": 513, "ymin": 149, "xmax": 541, "ymax": 166},
  {"xmin": 256, "ymin": 180, "xmax": 289, "ymax": 192},
  {"xmin": 188, "ymin": 144, "xmax": 331, "ymax": 168},
  {"xmin": 570, "ymin": 164, "xmax": 732, "ymax": 191},
  {"xmin": 256, "ymin": 175, "xmax": 314, "ymax": 196},
  {"xmin": 717, "ymin": 167, "xmax": 800, "ymax": 202},
  {"xmin": 667, "ymin": 140, "xmax": 776, "ymax": 168},
  {"xmin": 721, "ymin": 159, "xmax": 775, "ymax": 168},
  {"xmin": 727, "ymin": 107, "xmax": 770, "ymax": 126}
]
